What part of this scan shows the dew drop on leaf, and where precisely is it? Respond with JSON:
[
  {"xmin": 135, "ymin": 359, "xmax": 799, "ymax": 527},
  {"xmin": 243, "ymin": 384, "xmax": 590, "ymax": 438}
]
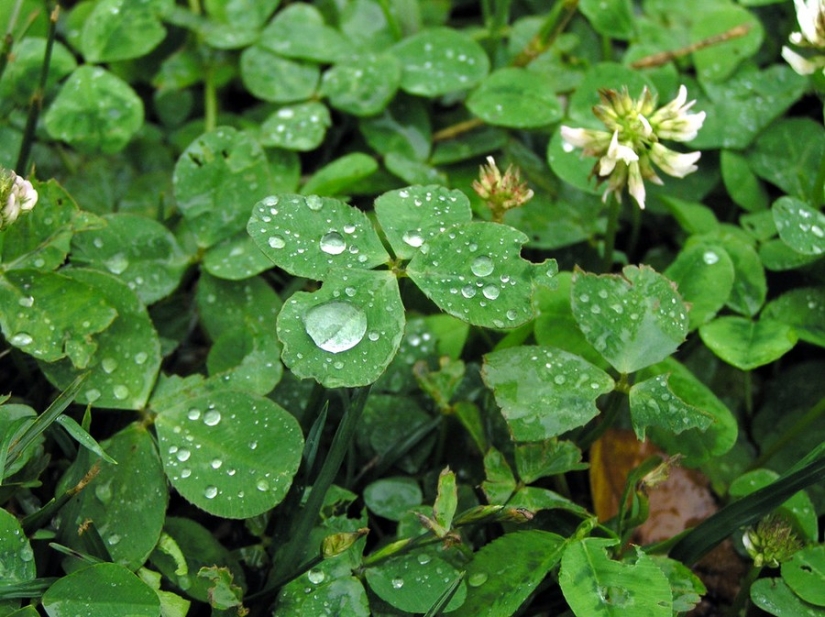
[
  {"xmin": 402, "ymin": 230, "xmax": 424, "ymax": 247},
  {"xmin": 101, "ymin": 357, "xmax": 118, "ymax": 373},
  {"xmin": 306, "ymin": 195, "xmax": 324, "ymax": 211},
  {"xmin": 702, "ymin": 251, "xmax": 719, "ymax": 265},
  {"xmin": 204, "ymin": 485, "xmax": 218, "ymax": 499},
  {"xmin": 471, "ymin": 255, "xmax": 494, "ymax": 277},
  {"xmin": 482, "ymin": 285, "xmax": 500, "ymax": 300},
  {"xmin": 10, "ymin": 332, "xmax": 33, "ymax": 346},
  {"xmin": 203, "ymin": 409, "xmax": 221, "ymax": 426},
  {"xmin": 304, "ymin": 301, "xmax": 368, "ymax": 353},
  {"xmin": 391, "ymin": 577, "xmax": 405, "ymax": 589},
  {"xmin": 113, "ymin": 385, "xmax": 129, "ymax": 400},
  {"xmin": 268, "ymin": 235, "xmax": 286, "ymax": 249},
  {"xmin": 256, "ymin": 478, "xmax": 269, "ymax": 492},
  {"xmin": 319, "ymin": 231, "xmax": 346, "ymax": 255},
  {"xmin": 187, "ymin": 408, "xmax": 201, "ymax": 421},
  {"xmin": 307, "ymin": 569, "xmax": 326, "ymax": 584},
  {"xmin": 176, "ymin": 448, "xmax": 191, "ymax": 462},
  {"xmin": 468, "ymin": 572, "xmax": 488, "ymax": 587}
]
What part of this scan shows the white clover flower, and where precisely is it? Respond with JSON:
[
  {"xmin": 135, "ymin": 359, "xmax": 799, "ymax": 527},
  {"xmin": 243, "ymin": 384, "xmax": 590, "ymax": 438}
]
[
  {"xmin": 1, "ymin": 170, "xmax": 38, "ymax": 230},
  {"xmin": 560, "ymin": 85, "xmax": 704, "ymax": 209},
  {"xmin": 782, "ymin": 0, "xmax": 825, "ymax": 75}
]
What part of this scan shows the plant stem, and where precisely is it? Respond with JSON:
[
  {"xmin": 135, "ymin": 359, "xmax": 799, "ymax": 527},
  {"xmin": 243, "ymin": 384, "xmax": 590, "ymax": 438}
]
[
  {"xmin": 601, "ymin": 192, "xmax": 622, "ymax": 273},
  {"xmin": 748, "ymin": 396, "xmax": 825, "ymax": 471},
  {"xmin": 203, "ymin": 64, "xmax": 217, "ymax": 133},
  {"xmin": 432, "ymin": 118, "xmax": 484, "ymax": 142},
  {"xmin": 16, "ymin": 4, "xmax": 58, "ymax": 175},
  {"xmin": 265, "ymin": 385, "xmax": 372, "ymax": 591},
  {"xmin": 725, "ymin": 564, "xmax": 761, "ymax": 617},
  {"xmin": 812, "ymin": 150, "xmax": 825, "ymax": 207},
  {"xmin": 512, "ymin": 0, "xmax": 579, "ymax": 67}
]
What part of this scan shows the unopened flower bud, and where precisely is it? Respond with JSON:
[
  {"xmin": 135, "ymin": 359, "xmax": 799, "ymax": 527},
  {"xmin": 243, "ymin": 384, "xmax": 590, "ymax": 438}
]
[
  {"xmin": 472, "ymin": 156, "xmax": 534, "ymax": 222},
  {"xmin": 742, "ymin": 514, "xmax": 804, "ymax": 568},
  {"xmin": 1, "ymin": 169, "xmax": 38, "ymax": 230}
]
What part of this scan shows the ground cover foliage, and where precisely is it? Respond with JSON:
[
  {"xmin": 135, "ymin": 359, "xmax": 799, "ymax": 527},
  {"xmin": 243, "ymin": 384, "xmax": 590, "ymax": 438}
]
[{"xmin": 1, "ymin": 0, "xmax": 825, "ymax": 615}]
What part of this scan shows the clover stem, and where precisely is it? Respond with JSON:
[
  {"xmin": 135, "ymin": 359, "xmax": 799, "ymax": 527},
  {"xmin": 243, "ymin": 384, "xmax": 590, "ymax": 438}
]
[
  {"xmin": 724, "ymin": 564, "xmax": 761, "ymax": 617},
  {"xmin": 601, "ymin": 192, "xmax": 622, "ymax": 273}
]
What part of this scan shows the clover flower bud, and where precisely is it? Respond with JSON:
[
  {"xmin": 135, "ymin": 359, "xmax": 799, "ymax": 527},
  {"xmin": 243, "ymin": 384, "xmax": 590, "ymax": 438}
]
[
  {"xmin": 1, "ymin": 169, "xmax": 38, "ymax": 231},
  {"xmin": 472, "ymin": 156, "xmax": 534, "ymax": 222},
  {"xmin": 560, "ymin": 85, "xmax": 704, "ymax": 210},
  {"xmin": 742, "ymin": 514, "xmax": 804, "ymax": 568}
]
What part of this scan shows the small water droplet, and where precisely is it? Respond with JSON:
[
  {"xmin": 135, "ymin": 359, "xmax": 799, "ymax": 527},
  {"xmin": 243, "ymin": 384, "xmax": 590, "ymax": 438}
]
[
  {"xmin": 203, "ymin": 409, "xmax": 221, "ymax": 426},
  {"xmin": 368, "ymin": 331, "xmax": 380, "ymax": 341},
  {"xmin": 204, "ymin": 486, "xmax": 218, "ymax": 499},
  {"xmin": 306, "ymin": 195, "xmax": 324, "ymax": 211},
  {"xmin": 702, "ymin": 251, "xmax": 719, "ymax": 265},
  {"xmin": 471, "ymin": 255, "xmax": 494, "ymax": 277},
  {"xmin": 95, "ymin": 482, "xmax": 113, "ymax": 503},
  {"xmin": 305, "ymin": 301, "xmax": 367, "ymax": 353},
  {"xmin": 468, "ymin": 572, "xmax": 488, "ymax": 587},
  {"xmin": 107, "ymin": 534, "xmax": 121, "ymax": 546},
  {"xmin": 134, "ymin": 351, "xmax": 148, "ymax": 365},
  {"xmin": 10, "ymin": 332, "xmax": 33, "ymax": 346},
  {"xmin": 344, "ymin": 286, "xmax": 356, "ymax": 297},
  {"xmin": 181, "ymin": 468, "xmax": 192, "ymax": 478},
  {"xmin": 417, "ymin": 553, "xmax": 432, "ymax": 565},
  {"xmin": 211, "ymin": 458, "xmax": 223, "ymax": 469},
  {"xmin": 506, "ymin": 309, "xmax": 518, "ymax": 320},
  {"xmin": 554, "ymin": 375, "xmax": 566, "ymax": 385},
  {"xmin": 86, "ymin": 388, "xmax": 101, "ymax": 402},
  {"xmin": 482, "ymin": 285, "xmax": 500, "ymax": 300},
  {"xmin": 597, "ymin": 289, "xmax": 609, "ymax": 299},
  {"xmin": 101, "ymin": 357, "xmax": 118, "ymax": 374},
  {"xmin": 113, "ymin": 385, "xmax": 129, "ymax": 400},
  {"xmin": 268, "ymin": 235, "xmax": 286, "ymax": 249},
  {"xmin": 249, "ymin": 440, "xmax": 258, "ymax": 450},
  {"xmin": 307, "ymin": 569, "xmax": 326, "ymax": 584},
  {"xmin": 320, "ymin": 231, "xmax": 346, "ymax": 255},
  {"xmin": 461, "ymin": 285, "xmax": 476, "ymax": 299},
  {"xmin": 176, "ymin": 448, "xmax": 191, "ymax": 462},
  {"xmin": 391, "ymin": 577, "xmax": 405, "ymax": 589},
  {"xmin": 187, "ymin": 408, "xmax": 201, "ymax": 420},
  {"xmin": 256, "ymin": 479, "xmax": 269, "ymax": 492},
  {"xmin": 18, "ymin": 296, "xmax": 34, "ymax": 307}
]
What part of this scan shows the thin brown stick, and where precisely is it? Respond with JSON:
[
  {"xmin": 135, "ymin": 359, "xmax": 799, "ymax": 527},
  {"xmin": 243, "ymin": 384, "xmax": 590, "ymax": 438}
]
[
  {"xmin": 630, "ymin": 23, "xmax": 751, "ymax": 69},
  {"xmin": 432, "ymin": 117, "xmax": 485, "ymax": 142}
]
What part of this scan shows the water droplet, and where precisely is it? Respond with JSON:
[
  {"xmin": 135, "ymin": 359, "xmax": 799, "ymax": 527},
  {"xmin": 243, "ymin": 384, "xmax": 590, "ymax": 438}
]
[
  {"xmin": 10, "ymin": 332, "xmax": 33, "ymax": 346},
  {"xmin": 344, "ymin": 286, "xmax": 356, "ymax": 297},
  {"xmin": 249, "ymin": 440, "xmax": 258, "ymax": 450},
  {"xmin": 307, "ymin": 569, "xmax": 326, "ymax": 584},
  {"xmin": 113, "ymin": 385, "xmax": 129, "ymax": 400},
  {"xmin": 86, "ymin": 389, "xmax": 101, "ymax": 402},
  {"xmin": 506, "ymin": 309, "xmax": 518, "ymax": 320},
  {"xmin": 18, "ymin": 296, "xmax": 34, "ymax": 307},
  {"xmin": 391, "ymin": 577, "xmax": 405, "ymax": 589},
  {"xmin": 319, "ymin": 231, "xmax": 346, "ymax": 255},
  {"xmin": 482, "ymin": 285, "xmax": 500, "ymax": 300},
  {"xmin": 107, "ymin": 534, "xmax": 121, "ymax": 546},
  {"xmin": 134, "ymin": 351, "xmax": 148, "ymax": 365},
  {"xmin": 104, "ymin": 253, "xmax": 129, "ymax": 274},
  {"xmin": 461, "ymin": 285, "xmax": 476, "ymax": 299},
  {"xmin": 204, "ymin": 486, "xmax": 218, "ymax": 499},
  {"xmin": 306, "ymin": 195, "xmax": 324, "ymax": 211},
  {"xmin": 211, "ymin": 458, "xmax": 223, "ymax": 469},
  {"xmin": 554, "ymin": 374, "xmax": 566, "ymax": 385},
  {"xmin": 305, "ymin": 301, "xmax": 367, "ymax": 353},
  {"xmin": 368, "ymin": 331, "xmax": 380, "ymax": 341},
  {"xmin": 702, "ymin": 251, "xmax": 719, "ymax": 265},
  {"xmin": 468, "ymin": 572, "xmax": 488, "ymax": 587},
  {"xmin": 417, "ymin": 553, "xmax": 432, "ymax": 565},
  {"xmin": 590, "ymin": 305, "xmax": 601, "ymax": 314},
  {"xmin": 597, "ymin": 289, "xmax": 609, "ymax": 299},
  {"xmin": 101, "ymin": 357, "xmax": 118, "ymax": 374},
  {"xmin": 19, "ymin": 545, "xmax": 34, "ymax": 562},
  {"xmin": 402, "ymin": 230, "xmax": 424, "ymax": 247},
  {"xmin": 471, "ymin": 255, "xmax": 494, "ymax": 277},
  {"xmin": 95, "ymin": 482, "xmax": 113, "ymax": 503},
  {"xmin": 268, "ymin": 235, "xmax": 286, "ymax": 249},
  {"xmin": 176, "ymin": 448, "xmax": 191, "ymax": 462},
  {"xmin": 203, "ymin": 409, "xmax": 221, "ymax": 426},
  {"xmin": 187, "ymin": 408, "xmax": 201, "ymax": 420},
  {"xmin": 256, "ymin": 479, "xmax": 269, "ymax": 492}
]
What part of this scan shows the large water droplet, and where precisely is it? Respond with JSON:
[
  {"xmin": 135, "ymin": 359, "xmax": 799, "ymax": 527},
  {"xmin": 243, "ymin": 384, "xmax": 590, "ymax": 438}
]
[
  {"xmin": 307, "ymin": 569, "xmax": 326, "ymax": 584},
  {"xmin": 304, "ymin": 301, "xmax": 367, "ymax": 353},
  {"xmin": 10, "ymin": 332, "xmax": 33, "ymax": 346},
  {"xmin": 256, "ymin": 478, "xmax": 269, "ymax": 492},
  {"xmin": 113, "ymin": 385, "xmax": 129, "ymax": 400},
  {"xmin": 204, "ymin": 486, "xmax": 218, "ymax": 499},
  {"xmin": 203, "ymin": 409, "xmax": 221, "ymax": 426},
  {"xmin": 105, "ymin": 253, "xmax": 129, "ymax": 274},
  {"xmin": 176, "ymin": 448, "xmax": 191, "ymax": 462},
  {"xmin": 305, "ymin": 195, "xmax": 324, "ymax": 211},
  {"xmin": 402, "ymin": 230, "xmax": 424, "ymax": 247},
  {"xmin": 268, "ymin": 235, "xmax": 286, "ymax": 249},
  {"xmin": 482, "ymin": 285, "xmax": 500, "ymax": 300},
  {"xmin": 471, "ymin": 255, "xmax": 494, "ymax": 277},
  {"xmin": 319, "ymin": 231, "xmax": 346, "ymax": 255}
]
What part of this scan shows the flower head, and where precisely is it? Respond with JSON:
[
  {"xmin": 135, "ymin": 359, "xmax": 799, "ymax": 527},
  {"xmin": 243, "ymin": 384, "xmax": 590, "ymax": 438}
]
[
  {"xmin": 473, "ymin": 156, "xmax": 534, "ymax": 222},
  {"xmin": 743, "ymin": 514, "xmax": 804, "ymax": 568},
  {"xmin": 1, "ymin": 169, "xmax": 38, "ymax": 231},
  {"xmin": 782, "ymin": 0, "xmax": 825, "ymax": 75},
  {"xmin": 560, "ymin": 85, "xmax": 705, "ymax": 209}
]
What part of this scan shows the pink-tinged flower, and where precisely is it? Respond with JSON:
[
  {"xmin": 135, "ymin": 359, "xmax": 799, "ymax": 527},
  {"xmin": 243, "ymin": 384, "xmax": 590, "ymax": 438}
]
[
  {"xmin": 560, "ymin": 85, "xmax": 704, "ymax": 209},
  {"xmin": 1, "ymin": 169, "xmax": 38, "ymax": 230},
  {"xmin": 782, "ymin": 0, "xmax": 825, "ymax": 75},
  {"xmin": 473, "ymin": 156, "xmax": 534, "ymax": 222}
]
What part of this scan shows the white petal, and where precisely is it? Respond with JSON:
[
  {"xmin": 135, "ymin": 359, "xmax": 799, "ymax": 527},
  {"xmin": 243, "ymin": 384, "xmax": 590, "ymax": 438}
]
[
  {"xmin": 782, "ymin": 46, "xmax": 818, "ymax": 75},
  {"xmin": 650, "ymin": 144, "xmax": 701, "ymax": 178},
  {"xmin": 607, "ymin": 130, "xmax": 639, "ymax": 164},
  {"xmin": 627, "ymin": 161, "xmax": 646, "ymax": 210}
]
